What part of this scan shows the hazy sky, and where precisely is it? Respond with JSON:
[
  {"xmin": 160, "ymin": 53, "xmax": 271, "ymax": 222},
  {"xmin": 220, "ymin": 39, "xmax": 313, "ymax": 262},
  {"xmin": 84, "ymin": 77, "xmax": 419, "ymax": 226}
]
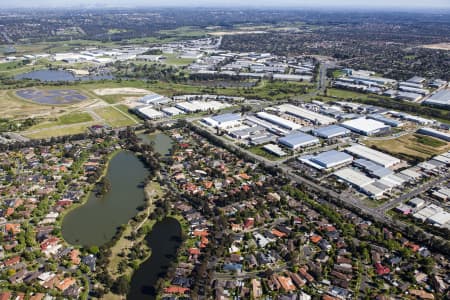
[{"xmin": 3, "ymin": 0, "xmax": 450, "ymax": 9}]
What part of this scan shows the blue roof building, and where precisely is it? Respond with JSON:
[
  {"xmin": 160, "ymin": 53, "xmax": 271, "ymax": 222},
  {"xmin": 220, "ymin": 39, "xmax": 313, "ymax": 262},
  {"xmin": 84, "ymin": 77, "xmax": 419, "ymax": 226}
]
[
  {"xmin": 211, "ymin": 113, "xmax": 241, "ymax": 124},
  {"xmin": 313, "ymin": 125, "xmax": 351, "ymax": 139},
  {"xmin": 278, "ymin": 132, "xmax": 319, "ymax": 150}
]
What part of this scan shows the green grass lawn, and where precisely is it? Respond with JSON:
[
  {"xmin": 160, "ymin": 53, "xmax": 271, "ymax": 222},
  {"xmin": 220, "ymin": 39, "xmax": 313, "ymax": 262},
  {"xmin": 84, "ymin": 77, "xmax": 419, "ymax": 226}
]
[
  {"xmin": 26, "ymin": 112, "xmax": 93, "ymax": 131},
  {"xmin": 115, "ymin": 104, "xmax": 142, "ymax": 123},
  {"xmin": 95, "ymin": 106, "xmax": 138, "ymax": 128},
  {"xmin": 162, "ymin": 53, "xmax": 196, "ymax": 66},
  {"xmin": 248, "ymin": 145, "xmax": 286, "ymax": 161},
  {"xmin": 24, "ymin": 123, "xmax": 90, "ymax": 139},
  {"xmin": 414, "ymin": 134, "xmax": 447, "ymax": 147}
]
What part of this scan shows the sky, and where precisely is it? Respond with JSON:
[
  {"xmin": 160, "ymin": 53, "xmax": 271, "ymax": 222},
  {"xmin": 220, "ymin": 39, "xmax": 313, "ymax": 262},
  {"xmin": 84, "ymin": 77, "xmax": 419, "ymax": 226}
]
[{"xmin": 3, "ymin": 0, "xmax": 450, "ymax": 9}]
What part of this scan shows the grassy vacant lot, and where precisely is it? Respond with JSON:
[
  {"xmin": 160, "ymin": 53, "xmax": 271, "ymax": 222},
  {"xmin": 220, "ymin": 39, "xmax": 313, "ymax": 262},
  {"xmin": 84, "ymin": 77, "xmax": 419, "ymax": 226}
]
[
  {"xmin": 364, "ymin": 133, "xmax": 450, "ymax": 161},
  {"xmin": 94, "ymin": 106, "xmax": 138, "ymax": 128},
  {"xmin": 24, "ymin": 123, "xmax": 90, "ymax": 139},
  {"xmin": 248, "ymin": 145, "xmax": 286, "ymax": 161},
  {"xmin": 162, "ymin": 53, "xmax": 196, "ymax": 66},
  {"xmin": 115, "ymin": 104, "xmax": 141, "ymax": 123},
  {"xmin": 27, "ymin": 112, "xmax": 93, "ymax": 130}
]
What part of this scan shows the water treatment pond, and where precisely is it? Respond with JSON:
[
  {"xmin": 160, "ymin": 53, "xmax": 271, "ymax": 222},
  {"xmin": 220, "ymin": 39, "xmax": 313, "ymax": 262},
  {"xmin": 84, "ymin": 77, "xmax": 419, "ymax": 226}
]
[{"xmin": 15, "ymin": 69, "xmax": 113, "ymax": 82}]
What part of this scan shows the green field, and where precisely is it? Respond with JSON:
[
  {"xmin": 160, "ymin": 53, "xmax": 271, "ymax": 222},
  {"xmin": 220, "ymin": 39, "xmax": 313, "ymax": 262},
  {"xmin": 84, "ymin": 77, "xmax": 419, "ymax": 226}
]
[
  {"xmin": 162, "ymin": 53, "xmax": 197, "ymax": 66},
  {"xmin": 94, "ymin": 106, "xmax": 138, "ymax": 128},
  {"xmin": 248, "ymin": 145, "xmax": 286, "ymax": 161},
  {"xmin": 24, "ymin": 123, "xmax": 90, "ymax": 139},
  {"xmin": 28, "ymin": 112, "xmax": 93, "ymax": 130}
]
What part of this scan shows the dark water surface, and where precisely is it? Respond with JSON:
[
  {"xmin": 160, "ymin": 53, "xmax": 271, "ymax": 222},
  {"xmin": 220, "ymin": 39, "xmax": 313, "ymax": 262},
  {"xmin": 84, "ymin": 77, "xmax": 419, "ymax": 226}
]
[
  {"xmin": 128, "ymin": 217, "xmax": 182, "ymax": 300},
  {"xmin": 62, "ymin": 151, "xmax": 149, "ymax": 246}
]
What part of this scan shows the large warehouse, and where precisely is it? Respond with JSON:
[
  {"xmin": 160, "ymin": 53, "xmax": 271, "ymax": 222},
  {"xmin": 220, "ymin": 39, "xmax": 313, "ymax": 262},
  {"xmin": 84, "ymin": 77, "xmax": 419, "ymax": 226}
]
[
  {"xmin": 277, "ymin": 104, "xmax": 336, "ymax": 125},
  {"xmin": 417, "ymin": 127, "xmax": 450, "ymax": 142},
  {"xmin": 423, "ymin": 89, "xmax": 450, "ymax": 108},
  {"xmin": 312, "ymin": 125, "xmax": 351, "ymax": 139},
  {"xmin": 341, "ymin": 117, "xmax": 390, "ymax": 136},
  {"xmin": 256, "ymin": 112, "xmax": 302, "ymax": 131},
  {"xmin": 176, "ymin": 100, "xmax": 231, "ymax": 113},
  {"xmin": 333, "ymin": 167, "xmax": 386, "ymax": 199},
  {"xmin": 136, "ymin": 106, "xmax": 165, "ymax": 119},
  {"xmin": 299, "ymin": 150, "xmax": 353, "ymax": 170},
  {"xmin": 203, "ymin": 113, "xmax": 242, "ymax": 129},
  {"xmin": 278, "ymin": 132, "xmax": 319, "ymax": 150},
  {"xmin": 345, "ymin": 144, "xmax": 401, "ymax": 168}
]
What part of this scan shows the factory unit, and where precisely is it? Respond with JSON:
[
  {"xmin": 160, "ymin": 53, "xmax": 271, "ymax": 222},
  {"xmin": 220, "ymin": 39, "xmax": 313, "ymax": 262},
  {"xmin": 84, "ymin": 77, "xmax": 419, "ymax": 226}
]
[
  {"xmin": 202, "ymin": 113, "xmax": 242, "ymax": 129},
  {"xmin": 333, "ymin": 168, "xmax": 385, "ymax": 199},
  {"xmin": 367, "ymin": 114, "xmax": 403, "ymax": 127},
  {"xmin": 423, "ymin": 89, "xmax": 450, "ymax": 108},
  {"xmin": 277, "ymin": 104, "xmax": 336, "ymax": 125},
  {"xmin": 299, "ymin": 150, "xmax": 353, "ymax": 170},
  {"xmin": 312, "ymin": 125, "xmax": 351, "ymax": 139},
  {"xmin": 135, "ymin": 106, "xmax": 165, "ymax": 120},
  {"xmin": 256, "ymin": 112, "xmax": 302, "ymax": 131},
  {"xmin": 278, "ymin": 132, "xmax": 319, "ymax": 150},
  {"xmin": 175, "ymin": 101, "xmax": 231, "ymax": 113},
  {"xmin": 417, "ymin": 128, "xmax": 450, "ymax": 142},
  {"xmin": 161, "ymin": 106, "xmax": 185, "ymax": 116},
  {"xmin": 341, "ymin": 117, "xmax": 390, "ymax": 136},
  {"xmin": 263, "ymin": 144, "xmax": 287, "ymax": 157},
  {"xmin": 138, "ymin": 94, "xmax": 171, "ymax": 105},
  {"xmin": 228, "ymin": 125, "xmax": 266, "ymax": 140},
  {"xmin": 354, "ymin": 159, "xmax": 393, "ymax": 178},
  {"xmin": 345, "ymin": 144, "xmax": 401, "ymax": 168}
]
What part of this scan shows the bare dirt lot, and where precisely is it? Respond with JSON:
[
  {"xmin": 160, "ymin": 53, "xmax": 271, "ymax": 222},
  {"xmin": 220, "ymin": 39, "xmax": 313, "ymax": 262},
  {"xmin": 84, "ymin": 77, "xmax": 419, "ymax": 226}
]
[
  {"xmin": 92, "ymin": 87, "xmax": 151, "ymax": 96},
  {"xmin": 421, "ymin": 43, "xmax": 450, "ymax": 51}
]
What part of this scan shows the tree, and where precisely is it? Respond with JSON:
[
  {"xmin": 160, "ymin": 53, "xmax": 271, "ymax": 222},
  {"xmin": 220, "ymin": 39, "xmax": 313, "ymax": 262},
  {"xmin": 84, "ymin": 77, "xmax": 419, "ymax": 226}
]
[{"xmin": 111, "ymin": 275, "xmax": 130, "ymax": 295}]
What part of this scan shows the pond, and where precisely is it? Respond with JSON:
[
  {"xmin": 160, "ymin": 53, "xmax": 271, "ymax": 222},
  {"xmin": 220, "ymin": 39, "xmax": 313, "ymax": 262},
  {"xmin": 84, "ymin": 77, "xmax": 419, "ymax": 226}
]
[
  {"xmin": 138, "ymin": 132, "xmax": 173, "ymax": 156},
  {"xmin": 61, "ymin": 151, "xmax": 150, "ymax": 246},
  {"xmin": 15, "ymin": 69, "xmax": 113, "ymax": 82},
  {"xmin": 16, "ymin": 88, "xmax": 88, "ymax": 105},
  {"xmin": 128, "ymin": 217, "xmax": 182, "ymax": 300}
]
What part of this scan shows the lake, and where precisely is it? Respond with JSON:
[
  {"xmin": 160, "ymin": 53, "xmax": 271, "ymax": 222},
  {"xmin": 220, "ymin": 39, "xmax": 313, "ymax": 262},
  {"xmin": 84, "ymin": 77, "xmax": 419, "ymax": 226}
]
[
  {"xmin": 138, "ymin": 132, "xmax": 173, "ymax": 156},
  {"xmin": 62, "ymin": 151, "xmax": 149, "ymax": 246},
  {"xmin": 15, "ymin": 69, "xmax": 113, "ymax": 82},
  {"xmin": 128, "ymin": 217, "xmax": 182, "ymax": 300}
]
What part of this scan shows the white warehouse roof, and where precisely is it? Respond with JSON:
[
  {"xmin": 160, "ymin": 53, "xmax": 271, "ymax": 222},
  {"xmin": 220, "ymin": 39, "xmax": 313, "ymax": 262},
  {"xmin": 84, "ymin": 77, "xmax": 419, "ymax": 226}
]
[
  {"xmin": 278, "ymin": 132, "xmax": 319, "ymax": 150},
  {"xmin": 345, "ymin": 144, "xmax": 401, "ymax": 168},
  {"xmin": 334, "ymin": 167, "xmax": 375, "ymax": 188},
  {"xmin": 136, "ymin": 106, "xmax": 165, "ymax": 119},
  {"xmin": 278, "ymin": 104, "xmax": 336, "ymax": 125},
  {"xmin": 256, "ymin": 111, "xmax": 302, "ymax": 131},
  {"xmin": 341, "ymin": 117, "xmax": 390, "ymax": 136}
]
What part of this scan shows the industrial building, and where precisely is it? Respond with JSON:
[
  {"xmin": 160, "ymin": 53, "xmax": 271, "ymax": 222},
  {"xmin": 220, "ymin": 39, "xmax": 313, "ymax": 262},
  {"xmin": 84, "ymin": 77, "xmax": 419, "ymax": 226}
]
[
  {"xmin": 278, "ymin": 132, "xmax": 319, "ymax": 150},
  {"xmin": 202, "ymin": 113, "xmax": 242, "ymax": 129},
  {"xmin": 175, "ymin": 101, "xmax": 231, "ymax": 113},
  {"xmin": 345, "ymin": 144, "xmax": 401, "ymax": 168},
  {"xmin": 333, "ymin": 168, "xmax": 385, "ymax": 199},
  {"xmin": 368, "ymin": 114, "xmax": 403, "ymax": 127},
  {"xmin": 423, "ymin": 89, "xmax": 450, "ymax": 108},
  {"xmin": 277, "ymin": 104, "xmax": 336, "ymax": 125},
  {"xmin": 417, "ymin": 127, "xmax": 450, "ymax": 142},
  {"xmin": 341, "ymin": 117, "xmax": 390, "ymax": 136},
  {"xmin": 162, "ymin": 106, "xmax": 185, "ymax": 116},
  {"xmin": 256, "ymin": 112, "xmax": 302, "ymax": 131},
  {"xmin": 312, "ymin": 125, "xmax": 351, "ymax": 139},
  {"xmin": 263, "ymin": 143, "xmax": 287, "ymax": 157},
  {"xmin": 354, "ymin": 159, "xmax": 393, "ymax": 178},
  {"xmin": 299, "ymin": 150, "xmax": 353, "ymax": 170},
  {"xmin": 138, "ymin": 94, "xmax": 171, "ymax": 105},
  {"xmin": 136, "ymin": 106, "xmax": 165, "ymax": 119}
]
